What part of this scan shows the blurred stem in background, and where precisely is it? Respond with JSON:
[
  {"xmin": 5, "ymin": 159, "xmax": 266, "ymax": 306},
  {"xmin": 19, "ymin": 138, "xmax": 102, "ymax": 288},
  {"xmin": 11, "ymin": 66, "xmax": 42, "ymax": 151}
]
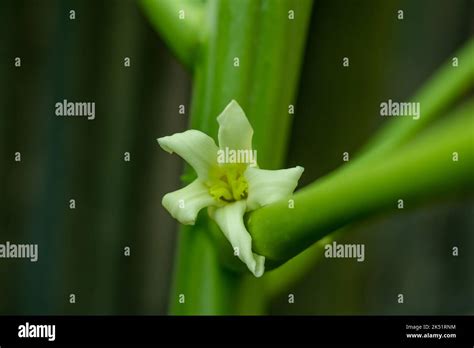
[
  {"xmin": 262, "ymin": 38, "xmax": 474, "ymax": 297},
  {"xmin": 250, "ymin": 39, "xmax": 474, "ymax": 263},
  {"xmin": 358, "ymin": 39, "xmax": 474, "ymax": 162},
  {"xmin": 139, "ymin": 0, "xmax": 205, "ymax": 69}
]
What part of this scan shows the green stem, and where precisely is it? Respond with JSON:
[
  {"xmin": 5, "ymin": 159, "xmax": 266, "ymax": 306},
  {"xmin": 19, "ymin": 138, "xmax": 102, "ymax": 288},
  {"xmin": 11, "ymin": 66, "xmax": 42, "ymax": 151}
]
[
  {"xmin": 263, "ymin": 234, "xmax": 332, "ymax": 298},
  {"xmin": 191, "ymin": 0, "xmax": 313, "ymax": 168},
  {"xmin": 358, "ymin": 38, "xmax": 474, "ymax": 161},
  {"xmin": 261, "ymin": 38, "xmax": 474, "ymax": 294},
  {"xmin": 262, "ymin": 39, "xmax": 474, "ymax": 295},
  {"xmin": 169, "ymin": 219, "xmax": 240, "ymax": 315},
  {"xmin": 140, "ymin": 0, "xmax": 205, "ymax": 69},
  {"xmin": 168, "ymin": 0, "xmax": 314, "ymax": 314},
  {"xmin": 248, "ymin": 100, "xmax": 474, "ymax": 263}
]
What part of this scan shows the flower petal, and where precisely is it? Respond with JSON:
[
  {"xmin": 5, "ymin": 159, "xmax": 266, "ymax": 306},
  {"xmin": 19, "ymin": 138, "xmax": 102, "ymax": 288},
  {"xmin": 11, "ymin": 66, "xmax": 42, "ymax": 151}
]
[
  {"xmin": 158, "ymin": 130, "xmax": 219, "ymax": 180},
  {"xmin": 245, "ymin": 166, "xmax": 304, "ymax": 211},
  {"xmin": 162, "ymin": 180, "xmax": 215, "ymax": 225},
  {"xmin": 217, "ymin": 100, "xmax": 254, "ymax": 151},
  {"xmin": 210, "ymin": 201, "xmax": 265, "ymax": 277}
]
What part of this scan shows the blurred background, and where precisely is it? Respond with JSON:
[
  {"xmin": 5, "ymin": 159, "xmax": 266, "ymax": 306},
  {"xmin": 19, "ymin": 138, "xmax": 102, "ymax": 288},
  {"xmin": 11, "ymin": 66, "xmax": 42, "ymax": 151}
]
[{"xmin": 0, "ymin": 0, "xmax": 473, "ymax": 315}]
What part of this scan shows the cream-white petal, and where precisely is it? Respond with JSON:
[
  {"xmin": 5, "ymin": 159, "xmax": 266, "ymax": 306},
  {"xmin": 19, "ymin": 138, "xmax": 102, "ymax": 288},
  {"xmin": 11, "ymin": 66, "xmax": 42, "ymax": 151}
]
[
  {"xmin": 217, "ymin": 100, "xmax": 254, "ymax": 151},
  {"xmin": 162, "ymin": 180, "xmax": 215, "ymax": 225},
  {"xmin": 158, "ymin": 130, "xmax": 219, "ymax": 180},
  {"xmin": 210, "ymin": 201, "xmax": 265, "ymax": 277},
  {"xmin": 245, "ymin": 166, "xmax": 304, "ymax": 211}
]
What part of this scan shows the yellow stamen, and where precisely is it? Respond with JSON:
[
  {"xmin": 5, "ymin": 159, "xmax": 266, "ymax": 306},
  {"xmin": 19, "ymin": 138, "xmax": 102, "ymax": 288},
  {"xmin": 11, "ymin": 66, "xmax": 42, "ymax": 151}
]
[{"xmin": 208, "ymin": 164, "xmax": 248, "ymax": 203}]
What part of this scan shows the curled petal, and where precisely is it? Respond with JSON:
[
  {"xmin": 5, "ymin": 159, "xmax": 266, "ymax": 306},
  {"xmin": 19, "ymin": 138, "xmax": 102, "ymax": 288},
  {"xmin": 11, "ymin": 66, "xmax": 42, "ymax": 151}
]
[
  {"xmin": 245, "ymin": 166, "xmax": 304, "ymax": 211},
  {"xmin": 217, "ymin": 100, "xmax": 254, "ymax": 151},
  {"xmin": 210, "ymin": 201, "xmax": 265, "ymax": 277},
  {"xmin": 158, "ymin": 130, "xmax": 219, "ymax": 180},
  {"xmin": 162, "ymin": 180, "xmax": 216, "ymax": 225}
]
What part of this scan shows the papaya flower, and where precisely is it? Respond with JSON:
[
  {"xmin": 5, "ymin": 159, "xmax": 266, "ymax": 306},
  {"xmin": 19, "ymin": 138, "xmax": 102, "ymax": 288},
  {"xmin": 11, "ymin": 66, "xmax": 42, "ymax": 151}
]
[{"xmin": 158, "ymin": 100, "xmax": 304, "ymax": 277}]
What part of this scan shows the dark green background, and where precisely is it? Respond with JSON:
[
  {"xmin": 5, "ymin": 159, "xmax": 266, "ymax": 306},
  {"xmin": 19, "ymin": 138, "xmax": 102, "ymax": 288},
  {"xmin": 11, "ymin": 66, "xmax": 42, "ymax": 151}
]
[{"xmin": 0, "ymin": 0, "xmax": 472, "ymax": 314}]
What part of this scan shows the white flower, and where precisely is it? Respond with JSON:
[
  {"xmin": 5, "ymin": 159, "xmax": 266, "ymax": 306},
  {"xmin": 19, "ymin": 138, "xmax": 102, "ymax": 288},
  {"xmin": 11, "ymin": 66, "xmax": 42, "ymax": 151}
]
[{"xmin": 158, "ymin": 100, "xmax": 304, "ymax": 277}]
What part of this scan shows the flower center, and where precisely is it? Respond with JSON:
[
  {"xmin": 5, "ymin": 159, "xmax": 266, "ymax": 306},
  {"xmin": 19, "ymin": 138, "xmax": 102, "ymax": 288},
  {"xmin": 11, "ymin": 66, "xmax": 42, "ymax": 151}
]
[{"xmin": 208, "ymin": 164, "xmax": 248, "ymax": 203}]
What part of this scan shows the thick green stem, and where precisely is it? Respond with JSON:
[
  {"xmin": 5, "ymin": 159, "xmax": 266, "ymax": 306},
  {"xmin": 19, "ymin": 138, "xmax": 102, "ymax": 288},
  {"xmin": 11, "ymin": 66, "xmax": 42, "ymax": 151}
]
[
  {"xmin": 249, "ymin": 101, "xmax": 474, "ymax": 263},
  {"xmin": 169, "ymin": 219, "xmax": 240, "ymax": 315},
  {"xmin": 168, "ymin": 0, "xmax": 313, "ymax": 314},
  {"xmin": 262, "ymin": 39, "xmax": 474, "ymax": 294},
  {"xmin": 191, "ymin": 0, "xmax": 313, "ymax": 168}
]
